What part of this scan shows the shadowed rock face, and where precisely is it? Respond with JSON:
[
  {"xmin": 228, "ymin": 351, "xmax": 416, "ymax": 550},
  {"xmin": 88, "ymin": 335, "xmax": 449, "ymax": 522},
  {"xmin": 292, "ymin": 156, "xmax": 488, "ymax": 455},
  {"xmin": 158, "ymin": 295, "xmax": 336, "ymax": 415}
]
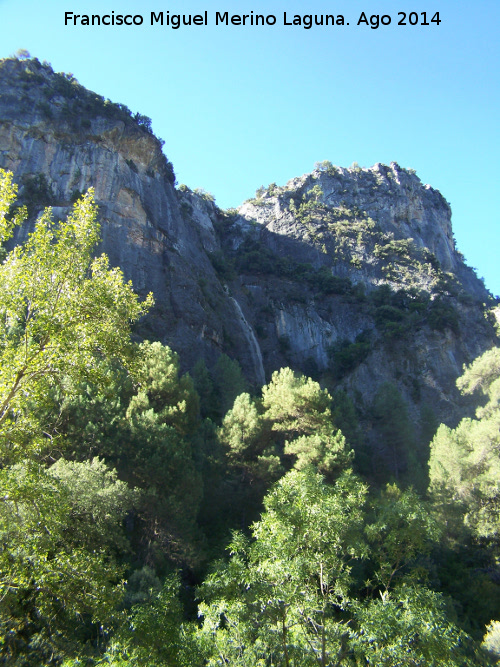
[{"xmin": 0, "ymin": 57, "xmax": 497, "ymax": 447}]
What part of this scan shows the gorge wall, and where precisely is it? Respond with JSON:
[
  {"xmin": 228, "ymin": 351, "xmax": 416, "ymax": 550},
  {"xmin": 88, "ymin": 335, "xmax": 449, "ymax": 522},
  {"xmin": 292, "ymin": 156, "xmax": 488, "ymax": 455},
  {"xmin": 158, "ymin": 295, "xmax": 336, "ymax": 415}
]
[{"xmin": 0, "ymin": 56, "xmax": 497, "ymax": 463}]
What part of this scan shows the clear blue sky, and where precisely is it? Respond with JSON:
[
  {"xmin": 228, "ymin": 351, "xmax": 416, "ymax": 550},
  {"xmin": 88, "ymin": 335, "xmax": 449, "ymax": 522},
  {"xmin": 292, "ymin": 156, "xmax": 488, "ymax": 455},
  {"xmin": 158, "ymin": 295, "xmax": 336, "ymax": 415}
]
[{"xmin": 1, "ymin": 0, "xmax": 499, "ymax": 295}]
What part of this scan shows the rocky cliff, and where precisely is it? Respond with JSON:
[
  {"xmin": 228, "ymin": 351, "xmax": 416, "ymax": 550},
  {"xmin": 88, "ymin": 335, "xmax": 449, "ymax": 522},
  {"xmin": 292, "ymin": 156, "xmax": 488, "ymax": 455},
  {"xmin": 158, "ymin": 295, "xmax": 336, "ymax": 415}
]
[{"xmin": 0, "ymin": 56, "xmax": 497, "ymax": 465}]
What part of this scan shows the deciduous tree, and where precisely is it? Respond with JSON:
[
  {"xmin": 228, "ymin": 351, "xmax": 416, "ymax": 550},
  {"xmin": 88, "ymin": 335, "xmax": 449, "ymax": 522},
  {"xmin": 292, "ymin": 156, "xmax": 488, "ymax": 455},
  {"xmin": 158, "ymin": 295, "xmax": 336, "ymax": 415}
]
[{"xmin": 0, "ymin": 170, "xmax": 152, "ymax": 460}]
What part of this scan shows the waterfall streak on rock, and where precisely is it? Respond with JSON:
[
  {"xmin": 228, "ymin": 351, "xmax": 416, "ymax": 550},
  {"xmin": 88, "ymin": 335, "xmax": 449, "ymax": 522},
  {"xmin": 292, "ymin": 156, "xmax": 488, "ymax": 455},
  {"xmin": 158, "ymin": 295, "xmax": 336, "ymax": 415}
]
[{"xmin": 230, "ymin": 297, "xmax": 265, "ymax": 386}]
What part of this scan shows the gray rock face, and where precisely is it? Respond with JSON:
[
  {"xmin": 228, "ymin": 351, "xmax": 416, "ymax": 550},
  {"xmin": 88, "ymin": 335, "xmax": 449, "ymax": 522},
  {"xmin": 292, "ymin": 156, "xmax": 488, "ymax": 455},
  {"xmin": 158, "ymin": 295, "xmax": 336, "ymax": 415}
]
[
  {"xmin": 0, "ymin": 57, "xmax": 497, "ymax": 442},
  {"xmin": 238, "ymin": 162, "xmax": 483, "ymax": 296},
  {"xmin": 0, "ymin": 57, "xmax": 264, "ymax": 383}
]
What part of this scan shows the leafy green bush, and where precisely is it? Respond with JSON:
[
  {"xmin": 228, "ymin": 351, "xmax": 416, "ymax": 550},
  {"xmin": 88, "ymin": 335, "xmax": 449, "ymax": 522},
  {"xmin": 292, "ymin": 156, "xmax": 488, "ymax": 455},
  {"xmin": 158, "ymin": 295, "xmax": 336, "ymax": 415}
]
[
  {"xmin": 22, "ymin": 172, "xmax": 55, "ymax": 212},
  {"xmin": 308, "ymin": 266, "xmax": 352, "ymax": 295},
  {"xmin": 193, "ymin": 188, "xmax": 215, "ymax": 203},
  {"xmin": 237, "ymin": 247, "xmax": 275, "ymax": 274},
  {"xmin": 374, "ymin": 304, "xmax": 406, "ymax": 325},
  {"xmin": 208, "ymin": 250, "xmax": 235, "ymax": 280},
  {"xmin": 427, "ymin": 298, "xmax": 459, "ymax": 333},
  {"xmin": 328, "ymin": 332, "xmax": 372, "ymax": 378}
]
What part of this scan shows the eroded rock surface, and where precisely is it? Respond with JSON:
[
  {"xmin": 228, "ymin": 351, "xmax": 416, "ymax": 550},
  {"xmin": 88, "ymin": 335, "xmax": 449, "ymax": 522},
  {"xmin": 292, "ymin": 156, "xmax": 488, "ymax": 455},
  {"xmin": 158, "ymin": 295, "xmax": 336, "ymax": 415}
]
[{"xmin": 0, "ymin": 57, "xmax": 497, "ymax": 451}]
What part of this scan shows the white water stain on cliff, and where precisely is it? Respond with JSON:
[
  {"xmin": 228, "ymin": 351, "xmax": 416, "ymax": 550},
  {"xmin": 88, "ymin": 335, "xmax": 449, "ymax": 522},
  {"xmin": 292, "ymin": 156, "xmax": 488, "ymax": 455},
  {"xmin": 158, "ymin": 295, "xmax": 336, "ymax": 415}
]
[{"xmin": 230, "ymin": 297, "xmax": 265, "ymax": 386}]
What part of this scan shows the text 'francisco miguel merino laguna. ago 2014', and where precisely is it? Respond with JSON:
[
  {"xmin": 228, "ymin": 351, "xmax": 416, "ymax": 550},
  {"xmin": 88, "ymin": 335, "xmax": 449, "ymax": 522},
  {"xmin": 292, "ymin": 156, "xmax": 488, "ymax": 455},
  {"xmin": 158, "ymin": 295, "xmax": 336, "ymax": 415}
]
[{"xmin": 64, "ymin": 11, "xmax": 442, "ymax": 29}]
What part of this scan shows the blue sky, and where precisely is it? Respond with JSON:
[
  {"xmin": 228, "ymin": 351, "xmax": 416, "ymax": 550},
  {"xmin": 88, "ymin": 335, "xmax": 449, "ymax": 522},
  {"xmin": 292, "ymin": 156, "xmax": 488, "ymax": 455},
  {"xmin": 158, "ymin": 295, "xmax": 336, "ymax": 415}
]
[{"xmin": 1, "ymin": 0, "xmax": 499, "ymax": 294}]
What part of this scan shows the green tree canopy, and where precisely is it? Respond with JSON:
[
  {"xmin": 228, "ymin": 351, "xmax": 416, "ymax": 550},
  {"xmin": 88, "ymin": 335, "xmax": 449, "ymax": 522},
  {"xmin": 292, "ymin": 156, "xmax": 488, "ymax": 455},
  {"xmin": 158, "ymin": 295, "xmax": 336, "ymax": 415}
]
[
  {"xmin": 428, "ymin": 347, "xmax": 500, "ymax": 644},
  {"xmin": 429, "ymin": 347, "xmax": 500, "ymax": 547},
  {"xmin": 0, "ymin": 459, "xmax": 137, "ymax": 665},
  {"xmin": 198, "ymin": 467, "xmax": 368, "ymax": 666},
  {"xmin": 371, "ymin": 382, "xmax": 419, "ymax": 484},
  {"xmin": 0, "ymin": 172, "xmax": 151, "ymax": 664},
  {"xmin": 0, "ymin": 170, "xmax": 153, "ymax": 460},
  {"xmin": 197, "ymin": 469, "xmax": 472, "ymax": 666},
  {"xmin": 218, "ymin": 367, "xmax": 353, "ymax": 484}
]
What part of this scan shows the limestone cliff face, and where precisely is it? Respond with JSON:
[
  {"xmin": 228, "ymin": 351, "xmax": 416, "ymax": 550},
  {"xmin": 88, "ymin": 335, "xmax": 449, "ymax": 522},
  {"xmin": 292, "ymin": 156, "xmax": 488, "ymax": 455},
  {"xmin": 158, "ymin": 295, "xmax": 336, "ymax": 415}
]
[
  {"xmin": 0, "ymin": 57, "xmax": 264, "ymax": 384},
  {"xmin": 227, "ymin": 165, "xmax": 496, "ymax": 430},
  {"xmin": 237, "ymin": 163, "xmax": 482, "ymax": 295},
  {"xmin": 0, "ymin": 57, "xmax": 497, "ymax": 442}
]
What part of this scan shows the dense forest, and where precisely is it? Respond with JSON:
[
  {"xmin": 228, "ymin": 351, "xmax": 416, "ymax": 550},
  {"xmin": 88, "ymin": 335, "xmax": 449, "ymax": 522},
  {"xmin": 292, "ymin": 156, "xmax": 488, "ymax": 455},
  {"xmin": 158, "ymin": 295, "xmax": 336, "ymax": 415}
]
[{"xmin": 0, "ymin": 167, "xmax": 499, "ymax": 666}]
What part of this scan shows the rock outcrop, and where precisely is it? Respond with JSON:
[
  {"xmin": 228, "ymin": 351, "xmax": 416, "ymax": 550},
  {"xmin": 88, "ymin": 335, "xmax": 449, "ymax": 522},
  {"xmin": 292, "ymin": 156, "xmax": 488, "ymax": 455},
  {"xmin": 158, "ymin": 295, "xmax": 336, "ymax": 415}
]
[{"xmin": 0, "ymin": 57, "xmax": 497, "ymax": 460}]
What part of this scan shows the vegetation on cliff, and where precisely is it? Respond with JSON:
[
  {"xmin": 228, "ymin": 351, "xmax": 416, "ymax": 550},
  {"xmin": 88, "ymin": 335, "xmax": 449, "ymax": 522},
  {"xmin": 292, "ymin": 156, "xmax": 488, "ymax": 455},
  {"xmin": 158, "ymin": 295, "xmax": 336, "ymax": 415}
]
[
  {"xmin": 0, "ymin": 171, "xmax": 499, "ymax": 665},
  {"xmin": 0, "ymin": 56, "xmax": 176, "ymax": 184}
]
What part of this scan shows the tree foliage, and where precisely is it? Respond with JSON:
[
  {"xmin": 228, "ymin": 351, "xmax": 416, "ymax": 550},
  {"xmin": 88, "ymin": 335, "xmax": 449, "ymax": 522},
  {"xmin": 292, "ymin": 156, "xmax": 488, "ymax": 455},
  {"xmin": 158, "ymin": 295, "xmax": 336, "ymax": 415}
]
[
  {"xmin": 56, "ymin": 342, "xmax": 204, "ymax": 566},
  {"xmin": 219, "ymin": 368, "xmax": 353, "ymax": 484},
  {"xmin": 0, "ymin": 169, "xmax": 496, "ymax": 664},
  {"xmin": 0, "ymin": 459, "xmax": 136, "ymax": 665},
  {"xmin": 123, "ymin": 342, "xmax": 203, "ymax": 565},
  {"xmin": 371, "ymin": 382, "xmax": 420, "ymax": 485},
  {"xmin": 428, "ymin": 347, "xmax": 500, "ymax": 644},
  {"xmin": 429, "ymin": 347, "xmax": 500, "ymax": 547},
  {"xmin": 351, "ymin": 585, "xmax": 470, "ymax": 666},
  {"xmin": 197, "ymin": 469, "xmax": 472, "ymax": 666},
  {"xmin": 0, "ymin": 171, "xmax": 153, "ymax": 460},
  {"xmin": 365, "ymin": 484, "xmax": 440, "ymax": 593},
  {"xmin": 198, "ymin": 468, "xmax": 368, "ymax": 666},
  {"xmin": 482, "ymin": 620, "xmax": 500, "ymax": 665},
  {"xmin": 0, "ymin": 173, "xmax": 150, "ymax": 664}
]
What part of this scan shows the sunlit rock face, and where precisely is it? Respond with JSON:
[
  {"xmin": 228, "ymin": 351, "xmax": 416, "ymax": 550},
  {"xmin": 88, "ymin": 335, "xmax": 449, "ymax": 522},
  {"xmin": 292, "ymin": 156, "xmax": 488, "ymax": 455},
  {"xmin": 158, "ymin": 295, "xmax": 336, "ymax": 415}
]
[
  {"xmin": 0, "ymin": 57, "xmax": 261, "ymax": 382},
  {"xmin": 0, "ymin": 57, "xmax": 497, "ymax": 441}
]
